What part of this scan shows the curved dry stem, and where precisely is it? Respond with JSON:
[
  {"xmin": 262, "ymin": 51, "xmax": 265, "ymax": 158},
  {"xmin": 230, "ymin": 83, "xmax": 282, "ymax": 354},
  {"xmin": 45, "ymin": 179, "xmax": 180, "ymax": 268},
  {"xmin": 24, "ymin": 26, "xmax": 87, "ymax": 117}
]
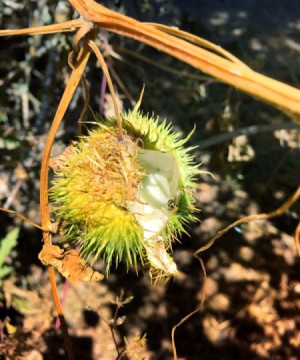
[
  {"xmin": 88, "ymin": 39, "xmax": 123, "ymax": 141},
  {"xmin": 147, "ymin": 23, "xmax": 249, "ymax": 68},
  {"xmin": 194, "ymin": 186, "xmax": 300, "ymax": 256},
  {"xmin": 109, "ymin": 63, "xmax": 135, "ymax": 105},
  {"xmin": 40, "ymin": 31, "xmax": 96, "ymax": 242},
  {"xmin": 48, "ymin": 266, "xmax": 75, "ymax": 360},
  {"xmin": 114, "ymin": 45, "xmax": 212, "ymax": 82},
  {"xmin": 0, "ymin": 19, "xmax": 82, "ymax": 36},
  {"xmin": 0, "ymin": 207, "xmax": 45, "ymax": 230},
  {"xmin": 171, "ymin": 256, "xmax": 206, "ymax": 360},
  {"xmin": 68, "ymin": 0, "xmax": 300, "ymax": 123},
  {"xmin": 77, "ymin": 74, "xmax": 90, "ymax": 136},
  {"xmin": 39, "ymin": 27, "xmax": 97, "ymax": 360},
  {"xmin": 2, "ymin": 1, "xmax": 300, "ymax": 121}
]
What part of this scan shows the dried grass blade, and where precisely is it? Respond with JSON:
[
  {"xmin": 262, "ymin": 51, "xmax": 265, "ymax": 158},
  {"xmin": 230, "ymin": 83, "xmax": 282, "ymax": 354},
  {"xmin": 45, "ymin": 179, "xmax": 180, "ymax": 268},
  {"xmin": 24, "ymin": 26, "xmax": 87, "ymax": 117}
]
[{"xmin": 0, "ymin": 19, "xmax": 82, "ymax": 37}]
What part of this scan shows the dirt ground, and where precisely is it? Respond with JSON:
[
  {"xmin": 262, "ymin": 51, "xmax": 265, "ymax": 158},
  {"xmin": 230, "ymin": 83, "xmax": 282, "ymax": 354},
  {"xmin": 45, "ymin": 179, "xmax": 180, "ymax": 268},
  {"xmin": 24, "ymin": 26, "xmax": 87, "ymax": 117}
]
[{"xmin": 0, "ymin": 1, "xmax": 300, "ymax": 359}]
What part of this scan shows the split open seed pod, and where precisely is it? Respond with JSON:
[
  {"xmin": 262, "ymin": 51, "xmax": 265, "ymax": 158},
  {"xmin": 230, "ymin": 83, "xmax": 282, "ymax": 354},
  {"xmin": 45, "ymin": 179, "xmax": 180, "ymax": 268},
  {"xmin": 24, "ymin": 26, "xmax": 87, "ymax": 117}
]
[{"xmin": 49, "ymin": 106, "xmax": 201, "ymax": 281}]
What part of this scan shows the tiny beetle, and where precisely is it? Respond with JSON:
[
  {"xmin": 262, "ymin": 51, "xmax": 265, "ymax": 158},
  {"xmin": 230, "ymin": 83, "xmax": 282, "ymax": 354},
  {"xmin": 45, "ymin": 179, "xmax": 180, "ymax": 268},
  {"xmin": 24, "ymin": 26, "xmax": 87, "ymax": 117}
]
[{"xmin": 167, "ymin": 198, "xmax": 176, "ymax": 211}]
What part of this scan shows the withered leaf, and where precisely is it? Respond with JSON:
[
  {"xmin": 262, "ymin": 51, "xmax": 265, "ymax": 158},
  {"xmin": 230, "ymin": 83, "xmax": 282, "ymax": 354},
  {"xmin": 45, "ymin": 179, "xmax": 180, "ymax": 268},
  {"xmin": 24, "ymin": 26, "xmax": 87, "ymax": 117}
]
[{"xmin": 38, "ymin": 244, "xmax": 104, "ymax": 282}]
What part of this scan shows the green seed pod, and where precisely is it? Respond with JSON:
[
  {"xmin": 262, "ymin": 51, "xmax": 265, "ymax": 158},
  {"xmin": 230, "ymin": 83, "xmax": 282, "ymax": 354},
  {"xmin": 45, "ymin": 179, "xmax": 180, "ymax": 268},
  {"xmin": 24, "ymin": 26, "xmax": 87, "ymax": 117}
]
[{"xmin": 49, "ymin": 107, "xmax": 201, "ymax": 280}]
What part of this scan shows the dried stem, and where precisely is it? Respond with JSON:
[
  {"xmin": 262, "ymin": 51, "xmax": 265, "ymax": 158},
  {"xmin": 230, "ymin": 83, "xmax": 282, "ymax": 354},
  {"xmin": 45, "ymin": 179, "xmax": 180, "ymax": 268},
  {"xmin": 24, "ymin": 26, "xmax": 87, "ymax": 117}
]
[
  {"xmin": 2, "ymin": 1, "xmax": 300, "ymax": 121},
  {"xmin": 114, "ymin": 45, "xmax": 211, "ymax": 81},
  {"xmin": 171, "ymin": 256, "xmax": 207, "ymax": 360},
  {"xmin": 2, "ymin": 0, "xmax": 300, "ymax": 121},
  {"xmin": 77, "ymin": 75, "xmax": 90, "ymax": 136},
  {"xmin": 68, "ymin": 0, "xmax": 300, "ymax": 123},
  {"xmin": 39, "ymin": 28, "xmax": 97, "ymax": 360},
  {"xmin": 88, "ymin": 39, "xmax": 123, "ymax": 141},
  {"xmin": 0, "ymin": 208, "xmax": 44, "ymax": 230},
  {"xmin": 0, "ymin": 19, "xmax": 82, "ymax": 36},
  {"xmin": 48, "ymin": 267, "xmax": 75, "ymax": 360},
  {"xmin": 194, "ymin": 186, "xmax": 300, "ymax": 256},
  {"xmin": 39, "ymin": 31, "xmax": 96, "ymax": 243}
]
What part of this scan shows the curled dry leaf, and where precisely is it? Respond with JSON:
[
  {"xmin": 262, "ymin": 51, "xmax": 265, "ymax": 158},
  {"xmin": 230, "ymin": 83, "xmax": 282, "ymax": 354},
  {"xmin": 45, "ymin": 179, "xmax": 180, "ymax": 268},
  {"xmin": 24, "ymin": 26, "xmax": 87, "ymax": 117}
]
[{"xmin": 38, "ymin": 244, "xmax": 104, "ymax": 282}]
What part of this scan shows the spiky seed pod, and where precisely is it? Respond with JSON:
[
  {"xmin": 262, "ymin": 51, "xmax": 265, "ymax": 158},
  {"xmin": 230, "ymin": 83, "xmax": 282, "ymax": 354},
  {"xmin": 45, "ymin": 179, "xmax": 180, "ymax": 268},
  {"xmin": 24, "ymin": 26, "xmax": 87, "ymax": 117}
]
[{"xmin": 49, "ymin": 107, "xmax": 201, "ymax": 280}]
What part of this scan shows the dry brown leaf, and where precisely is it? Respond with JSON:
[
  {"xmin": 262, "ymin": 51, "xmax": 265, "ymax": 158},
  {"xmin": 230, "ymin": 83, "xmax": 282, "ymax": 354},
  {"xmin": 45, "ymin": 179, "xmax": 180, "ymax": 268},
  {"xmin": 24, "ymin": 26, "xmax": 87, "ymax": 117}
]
[{"xmin": 38, "ymin": 244, "xmax": 104, "ymax": 282}]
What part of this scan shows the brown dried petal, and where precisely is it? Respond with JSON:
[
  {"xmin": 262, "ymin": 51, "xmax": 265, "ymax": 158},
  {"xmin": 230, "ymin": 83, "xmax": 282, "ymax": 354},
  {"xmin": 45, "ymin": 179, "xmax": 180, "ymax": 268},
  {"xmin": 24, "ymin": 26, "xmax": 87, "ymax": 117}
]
[{"xmin": 38, "ymin": 244, "xmax": 104, "ymax": 282}]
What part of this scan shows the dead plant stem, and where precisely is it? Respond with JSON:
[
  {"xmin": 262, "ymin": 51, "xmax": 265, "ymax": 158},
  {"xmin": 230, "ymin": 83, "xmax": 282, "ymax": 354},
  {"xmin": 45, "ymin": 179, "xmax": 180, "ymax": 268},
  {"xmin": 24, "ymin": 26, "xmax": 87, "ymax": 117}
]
[
  {"xmin": 68, "ymin": 0, "xmax": 300, "ymax": 123},
  {"xmin": 194, "ymin": 186, "xmax": 300, "ymax": 256},
  {"xmin": 171, "ymin": 256, "xmax": 207, "ymax": 360},
  {"xmin": 88, "ymin": 39, "xmax": 124, "ymax": 141},
  {"xmin": 0, "ymin": 207, "xmax": 44, "ymax": 230},
  {"xmin": 48, "ymin": 266, "xmax": 75, "ymax": 360},
  {"xmin": 39, "ymin": 28, "xmax": 97, "ymax": 360}
]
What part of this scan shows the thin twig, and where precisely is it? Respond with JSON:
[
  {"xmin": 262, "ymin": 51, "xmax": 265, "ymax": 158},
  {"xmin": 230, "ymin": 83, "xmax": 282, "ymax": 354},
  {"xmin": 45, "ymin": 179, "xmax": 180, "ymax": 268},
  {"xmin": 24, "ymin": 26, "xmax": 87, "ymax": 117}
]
[
  {"xmin": 98, "ymin": 33, "xmax": 110, "ymax": 115},
  {"xmin": 55, "ymin": 279, "xmax": 71, "ymax": 330},
  {"xmin": 88, "ymin": 39, "xmax": 124, "ymax": 141},
  {"xmin": 114, "ymin": 45, "xmax": 212, "ymax": 82},
  {"xmin": 0, "ymin": 19, "xmax": 82, "ymax": 36},
  {"xmin": 109, "ymin": 62, "xmax": 135, "ymax": 106},
  {"xmin": 78, "ymin": 75, "xmax": 90, "ymax": 136},
  {"xmin": 194, "ymin": 186, "xmax": 300, "ymax": 256},
  {"xmin": 68, "ymin": 0, "xmax": 300, "ymax": 122},
  {"xmin": 171, "ymin": 256, "xmax": 207, "ymax": 360},
  {"xmin": 39, "ymin": 27, "xmax": 97, "ymax": 360},
  {"xmin": 39, "ymin": 31, "xmax": 96, "ymax": 244},
  {"xmin": 48, "ymin": 267, "xmax": 75, "ymax": 360},
  {"xmin": 0, "ymin": 207, "xmax": 45, "ymax": 230}
]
